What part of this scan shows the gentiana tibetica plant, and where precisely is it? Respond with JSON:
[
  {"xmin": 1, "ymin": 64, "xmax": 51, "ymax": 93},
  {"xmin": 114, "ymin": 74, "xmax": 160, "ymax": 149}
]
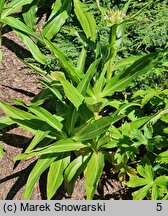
[{"xmin": 0, "ymin": 0, "xmax": 168, "ymax": 200}]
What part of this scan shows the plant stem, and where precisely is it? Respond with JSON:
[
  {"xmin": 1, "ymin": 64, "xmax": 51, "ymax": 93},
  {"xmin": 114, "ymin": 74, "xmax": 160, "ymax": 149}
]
[
  {"xmin": 106, "ymin": 24, "xmax": 118, "ymax": 80},
  {"xmin": 96, "ymin": 0, "xmax": 101, "ymax": 11}
]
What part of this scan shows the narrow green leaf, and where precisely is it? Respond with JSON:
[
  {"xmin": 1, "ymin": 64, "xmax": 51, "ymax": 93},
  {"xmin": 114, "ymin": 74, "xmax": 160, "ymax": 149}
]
[
  {"xmin": 44, "ymin": 38, "xmax": 83, "ymax": 83},
  {"xmin": 77, "ymin": 46, "xmax": 87, "ymax": 73},
  {"xmin": 73, "ymin": 115, "xmax": 124, "ymax": 141},
  {"xmin": 30, "ymin": 88, "xmax": 53, "ymax": 104},
  {"xmin": 77, "ymin": 58, "xmax": 101, "ymax": 95},
  {"xmin": 1, "ymin": 16, "xmax": 42, "ymax": 43},
  {"xmin": 29, "ymin": 106, "xmax": 63, "ymax": 132},
  {"xmin": 47, "ymin": 153, "xmax": 70, "ymax": 200},
  {"xmin": 74, "ymin": 0, "xmax": 97, "ymax": 41},
  {"xmin": 23, "ymin": 153, "xmax": 58, "ymax": 200},
  {"xmin": 92, "ymin": 61, "xmax": 109, "ymax": 97},
  {"xmin": 56, "ymin": 72, "xmax": 84, "ymax": 109},
  {"xmin": 64, "ymin": 152, "xmax": 91, "ymax": 195},
  {"xmin": 0, "ymin": 101, "xmax": 37, "ymax": 120},
  {"xmin": 43, "ymin": 11, "xmax": 68, "ymax": 39},
  {"xmin": 22, "ymin": 0, "xmax": 40, "ymax": 30},
  {"xmin": 86, "ymin": 151, "xmax": 104, "ymax": 200},
  {"xmin": 48, "ymin": 0, "xmax": 62, "ymax": 19},
  {"xmin": 100, "ymin": 140, "xmax": 118, "ymax": 149},
  {"xmin": 0, "ymin": 0, "xmax": 5, "ymax": 13},
  {"xmin": 101, "ymin": 51, "xmax": 164, "ymax": 97},
  {"xmin": 43, "ymin": 0, "xmax": 72, "ymax": 39},
  {"xmin": 9, "ymin": 118, "xmax": 48, "ymax": 135},
  {"xmin": 41, "ymin": 80, "xmax": 63, "ymax": 102},
  {"xmin": 114, "ymin": 56, "xmax": 142, "ymax": 70},
  {"xmin": 0, "ymin": 144, "xmax": 3, "ymax": 158},
  {"xmin": 112, "ymin": 102, "xmax": 140, "ymax": 116},
  {"xmin": 14, "ymin": 139, "xmax": 86, "ymax": 160},
  {"xmin": 0, "ymin": 116, "xmax": 14, "ymax": 130},
  {"xmin": 129, "ymin": 116, "xmax": 155, "ymax": 130},
  {"xmin": 16, "ymin": 31, "xmax": 46, "ymax": 64},
  {"xmin": 64, "ymin": 105, "xmax": 78, "ymax": 135},
  {"xmin": 1, "ymin": 0, "xmax": 33, "ymax": 19},
  {"xmin": 25, "ymin": 124, "xmax": 51, "ymax": 152}
]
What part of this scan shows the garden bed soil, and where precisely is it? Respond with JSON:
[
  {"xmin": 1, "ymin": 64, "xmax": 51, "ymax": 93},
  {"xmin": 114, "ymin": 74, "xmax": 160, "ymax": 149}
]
[{"xmin": 0, "ymin": 29, "xmax": 132, "ymax": 200}]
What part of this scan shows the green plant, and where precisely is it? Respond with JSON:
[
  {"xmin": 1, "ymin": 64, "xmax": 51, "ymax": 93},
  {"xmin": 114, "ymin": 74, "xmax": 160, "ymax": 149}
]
[
  {"xmin": 0, "ymin": 0, "xmax": 72, "ymax": 64},
  {"xmin": 124, "ymin": 86, "xmax": 168, "ymax": 200},
  {"xmin": 0, "ymin": 0, "xmax": 36, "ymax": 62},
  {"xmin": 0, "ymin": 0, "xmax": 167, "ymax": 200},
  {"xmin": 119, "ymin": 0, "xmax": 168, "ymax": 91},
  {"xmin": 127, "ymin": 162, "xmax": 168, "ymax": 200}
]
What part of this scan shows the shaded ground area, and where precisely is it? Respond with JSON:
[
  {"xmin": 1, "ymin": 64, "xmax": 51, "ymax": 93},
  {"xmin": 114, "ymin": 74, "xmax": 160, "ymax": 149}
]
[{"xmin": 0, "ymin": 29, "xmax": 132, "ymax": 200}]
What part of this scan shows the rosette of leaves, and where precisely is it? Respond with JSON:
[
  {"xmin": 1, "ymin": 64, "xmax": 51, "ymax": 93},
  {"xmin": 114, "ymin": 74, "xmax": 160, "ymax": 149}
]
[{"xmin": 0, "ymin": 0, "xmax": 167, "ymax": 200}]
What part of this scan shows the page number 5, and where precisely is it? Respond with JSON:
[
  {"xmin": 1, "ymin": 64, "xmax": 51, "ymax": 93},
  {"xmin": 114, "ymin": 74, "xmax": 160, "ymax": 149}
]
[{"xmin": 156, "ymin": 203, "xmax": 162, "ymax": 212}]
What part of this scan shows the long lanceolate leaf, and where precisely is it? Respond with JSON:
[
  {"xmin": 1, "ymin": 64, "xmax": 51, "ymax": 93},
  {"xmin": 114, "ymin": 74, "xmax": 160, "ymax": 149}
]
[
  {"xmin": 48, "ymin": 0, "xmax": 62, "ymax": 19},
  {"xmin": 22, "ymin": 0, "xmax": 40, "ymax": 30},
  {"xmin": 64, "ymin": 152, "xmax": 91, "ymax": 195},
  {"xmin": 101, "ymin": 51, "xmax": 164, "ymax": 97},
  {"xmin": 23, "ymin": 153, "xmax": 58, "ymax": 200},
  {"xmin": 0, "ymin": 101, "xmax": 37, "ymax": 120},
  {"xmin": 77, "ymin": 58, "xmax": 101, "ymax": 95},
  {"xmin": 43, "ymin": 0, "xmax": 72, "ymax": 40},
  {"xmin": 56, "ymin": 73, "xmax": 84, "ymax": 110},
  {"xmin": 74, "ymin": 0, "xmax": 97, "ymax": 42},
  {"xmin": 72, "ymin": 115, "xmax": 124, "ymax": 141},
  {"xmin": 16, "ymin": 31, "xmax": 46, "ymax": 64},
  {"xmin": 1, "ymin": 0, "xmax": 33, "ymax": 19},
  {"xmin": 41, "ymin": 80, "xmax": 63, "ymax": 102},
  {"xmin": 77, "ymin": 46, "xmax": 87, "ymax": 73},
  {"xmin": 129, "ymin": 109, "xmax": 168, "ymax": 130},
  {"xmin": 0, "ymin": 116, "xmax": 14, "ymax": 130},
  {"xmin": 14, "ymin": 139, "xmax": 87, "ymax": 160},
  {"xmin": 1, "ymin": 16, "xmax": 43, "ymax": 43},
  {"xmin": 44, "ymin": 39, "xmax": 83, "ymax": 83},
  {"xmin": 0, "ymin": 102, "xmax": 62, "ymax": 135},
  {"xmin": 25, "ymin": 123, "xmax": 51, "ymax": 152},
  {"xmin": 86, "ymin": 151, "xmax": 104, "ymax": 200},
  {"xmin": 0, "ymin": 0, "xmax": 5, "ymax": 13},
  {"xmin": 28, "ymin": 106, "xmax": 63, "ymax": 132},
  {"xmin": 47, "ymin": 153, "xmax": 70, "ymax": 200}
]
